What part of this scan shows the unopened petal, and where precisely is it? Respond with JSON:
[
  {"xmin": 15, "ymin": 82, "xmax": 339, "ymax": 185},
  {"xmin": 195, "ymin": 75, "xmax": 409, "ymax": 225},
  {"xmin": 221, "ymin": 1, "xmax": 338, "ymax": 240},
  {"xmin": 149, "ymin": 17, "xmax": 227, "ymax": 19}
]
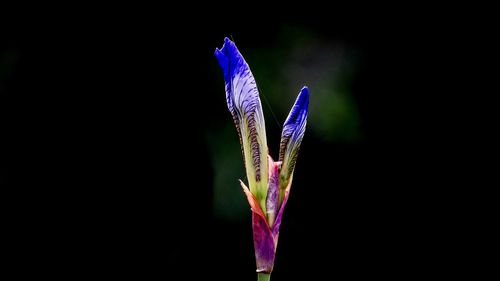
[
  {"xmin": 278, "ymin": 86, "xmax": 309, "ymax": 203},
  {"xmin": 216, "ymin": 38, "xmax": 269, "ymax": 212}
]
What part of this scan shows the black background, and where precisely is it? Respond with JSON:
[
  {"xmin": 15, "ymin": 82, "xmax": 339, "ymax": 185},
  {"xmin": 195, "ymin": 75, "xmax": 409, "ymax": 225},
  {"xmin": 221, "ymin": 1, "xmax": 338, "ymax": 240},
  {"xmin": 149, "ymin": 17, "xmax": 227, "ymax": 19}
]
[{"xmin": 1, "ymin": 8, "xmax": 469, "ymax": 280}]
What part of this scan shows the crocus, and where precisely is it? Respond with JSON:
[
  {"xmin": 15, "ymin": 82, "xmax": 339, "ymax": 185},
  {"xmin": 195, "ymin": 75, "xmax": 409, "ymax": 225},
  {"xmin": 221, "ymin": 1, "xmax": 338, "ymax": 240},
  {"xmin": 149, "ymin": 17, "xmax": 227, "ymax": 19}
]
[{"xmin": 215, "ymin": 37, "xmax": 309, "ymax": 281}]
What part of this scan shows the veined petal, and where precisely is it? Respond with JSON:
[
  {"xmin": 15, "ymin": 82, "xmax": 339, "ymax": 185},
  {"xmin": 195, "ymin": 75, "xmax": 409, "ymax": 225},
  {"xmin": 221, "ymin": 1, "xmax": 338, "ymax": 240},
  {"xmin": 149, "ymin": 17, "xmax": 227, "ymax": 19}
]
[
  {"xmin": 278, "ymin": 86, "xmax": 309, "ymax": 203},
  {"xmin": 215, "ymin": 38, "xmax": 269, "ymax": 213}
]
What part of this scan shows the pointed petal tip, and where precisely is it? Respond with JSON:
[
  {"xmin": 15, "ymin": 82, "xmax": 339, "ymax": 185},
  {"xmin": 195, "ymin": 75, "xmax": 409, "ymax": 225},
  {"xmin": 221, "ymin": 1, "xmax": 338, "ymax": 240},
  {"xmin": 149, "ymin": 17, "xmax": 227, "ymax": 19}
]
[
  {"xmin": 216, "ymin": 37, "xmax": 235, "ymax": 55},
  {"xmin": 298, "ymin": 86, "xmax": 310, "ymax": 106},
  {"xmin": 214, "ymin": 38, "xmax": 235, "ymax": 69},
  {"xmin": 239, "ymin": 179, "xmax": 248, "ymax": 189},
  {"xmin": 283, "ymin": 87, "xmax": 309, "ymax": 129},
  {"xmin": 214, "ymin": 47, "xmax": 227, "ymax": 71}
]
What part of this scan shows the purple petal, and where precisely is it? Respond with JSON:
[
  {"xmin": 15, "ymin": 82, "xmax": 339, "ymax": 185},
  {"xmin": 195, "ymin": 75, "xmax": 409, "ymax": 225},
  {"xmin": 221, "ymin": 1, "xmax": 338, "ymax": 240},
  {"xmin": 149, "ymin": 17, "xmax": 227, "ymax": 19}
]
[
  {"xmin": 266, "ymin": 156, "xmax": 280, "ymax": 227},
  {"xmin": 272, "ymin": 187, "xmax": 290, "ymax": 238},
  {"xmin": 240, "ymin": 180, "xmax": 276, "ymax": 273},
  {"xmin": 252, "ymin": 212, "xmax": 276, "ymax": 273},
  {"xmin": 215, "ymin": 38, "xmax": 269, "ymax": 203}
]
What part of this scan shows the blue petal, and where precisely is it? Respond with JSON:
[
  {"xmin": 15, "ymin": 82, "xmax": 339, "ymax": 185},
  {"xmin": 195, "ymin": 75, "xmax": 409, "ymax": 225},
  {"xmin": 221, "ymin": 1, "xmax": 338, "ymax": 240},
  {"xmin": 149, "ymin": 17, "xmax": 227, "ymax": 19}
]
[
  {"xmin": 215, "ymin": 38, "xmax": 269, "ymax": 211},
  {"xmin": 214, "ymin": 38, "xmax": 261, "ymax": 127},
  {"xmin": 279, "ymin": 87, "xmax": 309, "ymax": 189},
  {"xmin": 214, "ymin": 37, "xmax": 233, "ymax": 82}
]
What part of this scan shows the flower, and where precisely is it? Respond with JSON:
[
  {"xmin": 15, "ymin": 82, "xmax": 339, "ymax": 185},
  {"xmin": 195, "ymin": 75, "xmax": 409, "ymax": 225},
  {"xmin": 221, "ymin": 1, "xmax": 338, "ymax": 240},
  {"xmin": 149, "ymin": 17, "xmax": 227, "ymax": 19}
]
[{"xmin": 215, "ymin": 37, "xmax": 309, "ymax": 274}]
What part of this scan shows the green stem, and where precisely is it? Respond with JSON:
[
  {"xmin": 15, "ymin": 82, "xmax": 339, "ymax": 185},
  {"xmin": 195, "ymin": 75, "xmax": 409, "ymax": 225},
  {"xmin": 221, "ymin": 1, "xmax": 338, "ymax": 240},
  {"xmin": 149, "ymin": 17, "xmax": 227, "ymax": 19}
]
[{"xmin": 258, "ymin": 273, "xmax": 271, "ymax": 281}]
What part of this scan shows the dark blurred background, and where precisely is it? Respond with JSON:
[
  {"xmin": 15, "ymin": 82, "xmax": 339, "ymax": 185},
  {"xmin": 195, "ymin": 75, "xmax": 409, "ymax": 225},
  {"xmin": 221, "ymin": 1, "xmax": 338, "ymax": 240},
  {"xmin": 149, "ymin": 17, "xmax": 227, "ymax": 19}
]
[{"xmin": 1, "ymin": 9, "xmax": 464, "ymax": 280}]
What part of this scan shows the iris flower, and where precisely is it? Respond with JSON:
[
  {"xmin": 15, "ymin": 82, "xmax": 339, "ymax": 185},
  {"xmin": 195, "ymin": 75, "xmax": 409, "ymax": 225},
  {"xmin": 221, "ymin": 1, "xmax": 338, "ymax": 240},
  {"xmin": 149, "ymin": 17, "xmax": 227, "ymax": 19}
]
[{"xmin": 215, "ymin": 37, "xmax": 309, "ymax": 281}]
